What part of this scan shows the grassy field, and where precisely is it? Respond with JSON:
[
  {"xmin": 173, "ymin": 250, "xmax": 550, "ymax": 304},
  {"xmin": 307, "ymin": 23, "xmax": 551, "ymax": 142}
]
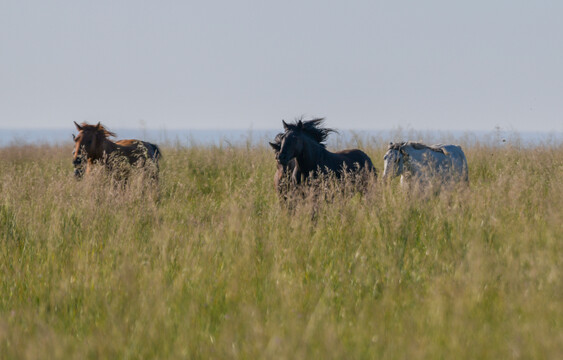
[{"xmin": 0, "ymin": 136, "xmax": 562, "ymax": 359}]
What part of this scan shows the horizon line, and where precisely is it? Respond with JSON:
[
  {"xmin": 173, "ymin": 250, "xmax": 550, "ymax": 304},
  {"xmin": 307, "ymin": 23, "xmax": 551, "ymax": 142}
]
[{"xmin": 1, "ymin": 126, "xmax": 561, "ymax": 134}]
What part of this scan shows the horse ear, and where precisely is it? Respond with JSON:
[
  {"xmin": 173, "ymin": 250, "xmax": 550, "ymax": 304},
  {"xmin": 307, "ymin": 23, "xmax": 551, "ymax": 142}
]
[
  {"xmin": 95, "ymin": 122, "xmax": 101, "ymax": 129},
  {"xmin": 269, "ymin": 142, "xmax": 280, "ymax": 152},
  {"xmin": 74, "ymin": 121, "xmax": 83, "ymax": 131},
  {"xmin": 282, "ymin": 120, "xmax": 289, "ymax": 131},
  {"xmin": 297, "ymin": 120, "xmax": 303, "ymax": 128}
]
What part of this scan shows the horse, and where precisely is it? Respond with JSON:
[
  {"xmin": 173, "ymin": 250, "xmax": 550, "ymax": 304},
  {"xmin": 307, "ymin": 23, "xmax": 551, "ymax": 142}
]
[
  {"xmin": 72, "ymin": 137, "xmax": 155, "ymax": 178},
  {"xmin": 276, "ymin": 118, "xmax": 376, "ymax": 185},
  {"xmin": 72, "ymin": 121, "xmax": 161, "ymax": 180},
  {"xmin": 382, "ymin": 141, "xmax": 468, "ymax": 188},
  {"xmin": 269, "ymin": 132, "xmax": 300, "ymax": 197}
]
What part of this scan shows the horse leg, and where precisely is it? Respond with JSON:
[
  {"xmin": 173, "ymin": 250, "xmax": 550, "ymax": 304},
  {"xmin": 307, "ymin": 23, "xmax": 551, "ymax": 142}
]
[{"xmin": 86, "ymin": 160, "xmax": 94, "ymax": 175}]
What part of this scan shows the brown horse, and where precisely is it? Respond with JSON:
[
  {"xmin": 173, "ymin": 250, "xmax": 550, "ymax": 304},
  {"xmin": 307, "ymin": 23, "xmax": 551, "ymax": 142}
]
[
  {"xmin": 276, "ymin": 118, "xmax": 376, "ymax": 184},
  {"xmin": 269, "ymin": 132, "xmax": 300, "ymax": 197},
  {"xmin": 72, "ymin": 122, "xmax": 161, "ymax": 179}
]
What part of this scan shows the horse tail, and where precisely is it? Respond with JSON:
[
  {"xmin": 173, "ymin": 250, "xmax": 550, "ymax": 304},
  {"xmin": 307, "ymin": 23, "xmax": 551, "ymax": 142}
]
[
  {"xmin": 151, "ymin": 144, "xmax": 162, "ymax": 163},
  {"xmin": 363, "ymin": 153, "xmax": 377, "ymax": 178},
  {"xmin": 456, "ymin": 146, "xmax": 469, "ymax": 183},
  {"xmin": 463, "ymin": 156, "xmax": 469, "ymax": 183},
  {"xmin": 144, "ymin": 143, "xmax": 161, "ymax": 182}
]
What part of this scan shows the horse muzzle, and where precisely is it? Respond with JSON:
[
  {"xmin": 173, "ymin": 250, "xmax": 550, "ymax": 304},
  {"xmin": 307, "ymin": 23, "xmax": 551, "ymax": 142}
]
[
  {"xmin": 74, "ymin": 168, "xmax": 84, "ymax": 179},
  {"xmin": 73, "ymin": 158, "xmax": 85, "ymax": 178},
  {"xmin": 381, "ymin": 171, "xmax": 392, "ymax": 183},
  {"xmin": 276, "ymin": 154, "xmax": 290, "ymax": 167}
]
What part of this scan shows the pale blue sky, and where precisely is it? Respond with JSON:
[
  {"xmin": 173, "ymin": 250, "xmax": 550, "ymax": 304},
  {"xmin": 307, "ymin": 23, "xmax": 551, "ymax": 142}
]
[{"xmin": 1, "ymin": 1, "xmax": 562, "ymax": 132}]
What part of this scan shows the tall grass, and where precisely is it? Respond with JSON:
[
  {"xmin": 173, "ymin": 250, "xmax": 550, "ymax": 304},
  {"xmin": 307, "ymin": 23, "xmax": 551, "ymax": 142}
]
[{"xmin": 0, "ymin": 138, "xmax": 562, "ymax": 359}]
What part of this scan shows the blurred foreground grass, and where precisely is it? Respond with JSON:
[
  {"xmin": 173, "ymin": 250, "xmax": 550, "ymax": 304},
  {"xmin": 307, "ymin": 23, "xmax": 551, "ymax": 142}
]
[{"xmin": 0, "ymin": 138, "xmax": 562, "ymax": 359}]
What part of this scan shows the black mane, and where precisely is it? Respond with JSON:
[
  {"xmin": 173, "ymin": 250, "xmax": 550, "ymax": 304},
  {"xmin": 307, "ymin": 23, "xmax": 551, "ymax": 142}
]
[{"xmin": 283, "ymin": 117, "xmax": 336, "ymax": 147}]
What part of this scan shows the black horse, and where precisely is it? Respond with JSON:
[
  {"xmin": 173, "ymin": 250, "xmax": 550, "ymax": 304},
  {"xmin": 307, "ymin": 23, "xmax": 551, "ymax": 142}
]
[{"xmin": 275, "ymin": 118, "xmax": 376, "ymax": 184}]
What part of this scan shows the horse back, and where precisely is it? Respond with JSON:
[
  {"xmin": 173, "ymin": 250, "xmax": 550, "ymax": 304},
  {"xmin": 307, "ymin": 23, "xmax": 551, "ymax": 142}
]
[
  {"xmin": 115, "ymin": 139, "xmax": 161, "ymax": 163},
  {"xmin": 422, "ymin": 144, "xmax": 468, "ymax": 182},
  {"xmin": 335, "ymin": 149, "xmax": 375, "ymax": 172}
]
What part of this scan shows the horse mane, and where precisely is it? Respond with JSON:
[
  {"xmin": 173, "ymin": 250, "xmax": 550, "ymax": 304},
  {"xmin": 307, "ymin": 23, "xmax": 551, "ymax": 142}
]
[
  {"xmin": 388, "ymin": 141, "xmax": 446, "ymax": 154},
  {"xmin": 79, "ymin": 122, "xmax": 117, "ymax": 139},
  {"xmin": 273, "ymin": 132, "xmax": 284, "ymax": 146},
  {"xmin": 283, "ymin": 117, "xmax": 336, "ymax": 147}
]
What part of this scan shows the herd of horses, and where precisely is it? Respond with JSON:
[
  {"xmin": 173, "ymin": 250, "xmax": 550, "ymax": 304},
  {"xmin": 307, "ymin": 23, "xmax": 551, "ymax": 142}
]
[{"xmin": 71, "ymin": 119, "xmax": 469, "ymax": 194}]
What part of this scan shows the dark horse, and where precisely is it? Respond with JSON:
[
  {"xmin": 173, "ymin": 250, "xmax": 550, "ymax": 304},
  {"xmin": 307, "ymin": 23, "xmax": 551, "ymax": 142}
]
[
  {"xmin": 72, "ymin": 121, "xmax": 161, "ymax": 179},
  {"xmin": 275, "ymin": 118, "xmax": 375, "ymax": 184}
]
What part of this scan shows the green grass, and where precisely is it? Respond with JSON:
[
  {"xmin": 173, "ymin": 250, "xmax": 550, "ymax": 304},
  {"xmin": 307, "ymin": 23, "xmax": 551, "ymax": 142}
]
[{"xmin": 0, "ymin": 139, "xmax": 562, "ymax": 359}]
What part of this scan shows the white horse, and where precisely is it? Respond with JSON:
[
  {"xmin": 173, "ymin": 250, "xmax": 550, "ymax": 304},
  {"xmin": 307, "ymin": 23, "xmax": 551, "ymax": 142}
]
[{"xmin": 382, "ymin": 142, "xmax": 468, "ymax": 188}]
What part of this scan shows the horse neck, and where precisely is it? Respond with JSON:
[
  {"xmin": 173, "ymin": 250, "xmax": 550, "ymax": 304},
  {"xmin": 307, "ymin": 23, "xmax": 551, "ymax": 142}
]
[
  {"xmin": 94, "ymin": 137, "xmax": 118, "ymax": 161},
  {"xmin": 398, "ymin": 154, "xmax": 410, "ymax": 178},
  {"xmin": 402, "ymin": 146, "xmax": 432, "ymax": 174},
  {"xmin": 296, "ymin": 137, "xmax": 329, "ymax": 174}
]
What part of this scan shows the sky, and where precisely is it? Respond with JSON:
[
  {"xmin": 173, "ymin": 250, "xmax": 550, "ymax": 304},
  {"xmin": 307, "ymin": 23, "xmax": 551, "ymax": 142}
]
[{"xmin": 1, "ymin": 1, "xmax": 562, "ymax": 132}]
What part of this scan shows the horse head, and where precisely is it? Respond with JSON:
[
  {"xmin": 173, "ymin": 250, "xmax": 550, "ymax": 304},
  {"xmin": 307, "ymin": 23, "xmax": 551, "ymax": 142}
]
[
  {"xmin": 382, "ymin": 142, "xmax": 406, "ymax": 180},
  {"xmin": 72, "ymin": 121, "xmax": 117, "ymax": 176},
  {"xmin": 269, "ymin": 131, "xmax": 283, "ymax": 155},
  {"xmin": 277, "ymin": 121, "xmax": 306, "ymax": 166}
]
